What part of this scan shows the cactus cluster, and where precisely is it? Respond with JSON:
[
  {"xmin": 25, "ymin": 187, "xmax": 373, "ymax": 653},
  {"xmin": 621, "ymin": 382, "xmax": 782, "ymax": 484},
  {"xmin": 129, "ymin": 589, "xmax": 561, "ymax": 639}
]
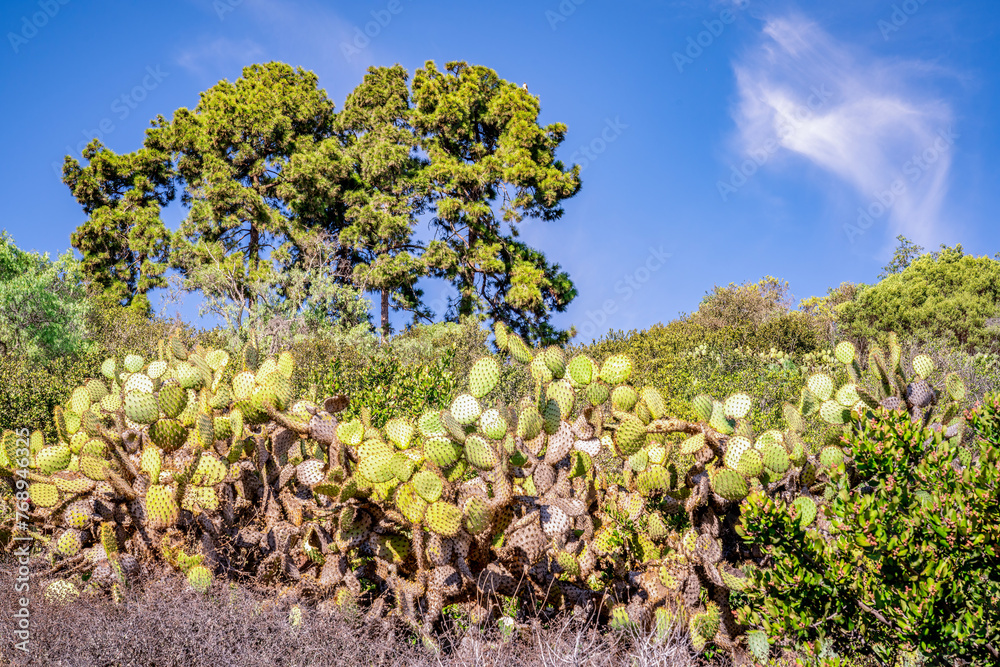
[{"xmin": 0, "ymin": 327, "xmax": 969, "ymax": 663}]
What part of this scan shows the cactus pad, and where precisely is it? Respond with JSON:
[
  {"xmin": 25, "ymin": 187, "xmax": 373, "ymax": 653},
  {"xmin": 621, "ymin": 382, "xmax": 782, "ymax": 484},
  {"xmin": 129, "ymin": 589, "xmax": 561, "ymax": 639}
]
[
  {"xmin": 792, "ymin": 496, "xmax": 817, "ymax": 528},
  {"xmin": 912, "ymin": 354, "xmax": 934, "ymax": 379},
  {"xmin": 567, "ymin": 355, "xmax": 594, "ymax": 387},
  {"xmin": 724, "ymin": 393, "xmax": 752, "ymax": 419},
  {"xmin": 834, "ymin": 341, "xmax": 855, "ymax": 365},
  {"xmin": 124, "ymin": 392, "xmax": 159, "ymax": 425},
  {"xmin": 599, "ymin": 355, "xmax": 633, "ymax": 385},
  {"xmin": 614, "ymin": 415, "xmax": 647, "ymax": 456},
  {"xmin": 464, "ymin": 434, "xmax": 499, "ymax": 470},
  {"xmin": 425, "ymin": 501, "xmax": 463, "ymax": 537},
  {"xmin": 145, "ymin": 485, "xmax": 179, "ymax": 529},
  {"xmin": 508, "ymin": 334, "xmax": 533, "ymax": 364},
  {"xmin": 806, "ymin": 374, "xmax": 834, "ymax": 402},
  {"xmin": 187, "ymin": 565, "xmax": 213, "ymax": 593},
  {"xmin": 711, "ymin": 468, "xmax": 748, "ymax": 501},
  {"xmin": 424, "ymin": 436, "xmax": 463, "ymax": 469},
  {"xmin": 611, "ymin": 385, "xmax": 638, "ymax": 412},
  {"xmin": 478, "ymin": 409, "xmax": 508, "ymax": 440},
  {"xmin": 385, "ymin": 418, "xmax": 416, "ymax": 450}
]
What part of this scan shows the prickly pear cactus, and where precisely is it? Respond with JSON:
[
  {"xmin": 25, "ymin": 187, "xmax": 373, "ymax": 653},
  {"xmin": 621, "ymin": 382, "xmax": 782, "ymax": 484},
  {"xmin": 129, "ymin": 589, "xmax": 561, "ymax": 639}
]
[{"xmin": 0, "ymin": 327, "xmax": 972, "ymax": 664}]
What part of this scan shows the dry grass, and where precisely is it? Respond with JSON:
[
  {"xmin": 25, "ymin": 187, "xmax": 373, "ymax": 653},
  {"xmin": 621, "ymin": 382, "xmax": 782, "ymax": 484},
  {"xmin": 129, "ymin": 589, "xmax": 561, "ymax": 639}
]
[{"xmin": 0, "ymin": 564, "xmax": 713, "ymax": 667}]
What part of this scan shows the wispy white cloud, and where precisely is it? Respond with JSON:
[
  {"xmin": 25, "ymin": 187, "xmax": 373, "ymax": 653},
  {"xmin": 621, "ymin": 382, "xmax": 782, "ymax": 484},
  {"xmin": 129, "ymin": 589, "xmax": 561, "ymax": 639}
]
[
  {"xmin": 730, "ymin": 13, "xmax": 956, "ymax": 247},
  {"xmin": 176, "ymin": 36, "xmax": 266, "ymax": 78},
  {"xmin": 234, "ymin": 0, "xmax": 360, "ymax": 70},
  {"xmin": 177, "ymin": 0, "xmax": 399, "ymax": 98}
]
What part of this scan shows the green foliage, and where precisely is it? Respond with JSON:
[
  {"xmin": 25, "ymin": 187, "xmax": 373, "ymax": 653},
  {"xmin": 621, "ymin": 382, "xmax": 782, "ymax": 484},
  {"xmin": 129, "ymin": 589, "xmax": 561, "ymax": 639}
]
[
  {"xmin": 689, "ymin": 276, "xmax": 791, "ymax": 332},
  {"xmin": 836, "ymin": 245, "xmax": 1000, "ymax": 352},
  {"xmin": 0, "ymin": 352, "xmax": 100, "ymax": 438},
  {"xmin": 0, "ymin": 232, "xmax": 92, "ymax": 360},
  {"xmin": 294, "ymin": 319, "xmax": 514, "ymax": 429},
  {"xmin": 740, "ymin": 401, "xmax": 1000, "ymax": 665},
  {"xmin": 799, "ymin": 282, "xmax": 861, "ymax": 345},
  {"xmin": 878, "ymin": 235, "xmax": 925, "ymax": 280},
  {"xmin": 756, "ymin": 312, "xmax": 822, "ymax": 354},
  {"xmin": 583, "ymin": 322, "xmax": 822, "ymax": 435},
  {"xmin": 410, "ymin": 60, "xmax": 582, "ymax": 345},
  {"xmin": 64, "ymin": 60, "xmax": 583, "ymax": 344},
  {"xmin": 0, "ymin": 306, "xmax": 189, "ymax": 439},
  {"xmin": 61, "ymin": 140, "xmax": 173, "ymax": 314},
  {"xmin": 338, "ymin": 65, "xmax": 428, "ymax": 338},
  {"xmin": 308, "ymin": 346, "xmax": 457, "ymax": 428}
]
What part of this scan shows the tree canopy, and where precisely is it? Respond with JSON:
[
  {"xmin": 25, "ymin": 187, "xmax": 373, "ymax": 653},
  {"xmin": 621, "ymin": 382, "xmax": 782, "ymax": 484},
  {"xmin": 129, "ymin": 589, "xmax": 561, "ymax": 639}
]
[
  {"xmin": 63, "ymin": 60, "xmax": 581, "ymax": 344},
  {"xmin": 0, "ymin": 233, "xmax": 91, "ymax": 359},
  {"xmin": 837, "ymin": 244, "xmax": 1000, "ymax": 351},
  {"xmin": 62, "ymin": 140, "xmax": 173, "ymax": 314},
  {"xmin": 412, "ymin": 61, "xmax": 581, "ymax": 343}
]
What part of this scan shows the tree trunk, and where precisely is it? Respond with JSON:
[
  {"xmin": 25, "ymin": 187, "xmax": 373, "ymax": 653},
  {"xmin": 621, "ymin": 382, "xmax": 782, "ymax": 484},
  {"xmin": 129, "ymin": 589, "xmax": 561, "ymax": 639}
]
[
  {"xmin": 249, "ymin": 224, "xmax": 260, "ymax": 269},
  {"xmin": 459, "ymin": 228, "xmax": 477, "ymax": 318},
  {"xmin": 381, "ymin": 289, "xmax": 390, "ymax": 343}
]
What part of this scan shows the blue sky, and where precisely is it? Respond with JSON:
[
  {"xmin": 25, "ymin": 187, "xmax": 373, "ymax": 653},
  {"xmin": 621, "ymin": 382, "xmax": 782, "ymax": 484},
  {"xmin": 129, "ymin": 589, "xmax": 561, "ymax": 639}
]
[{"xmin": 3, "ymin": 0, "xmax": 999, "ymax": 342}]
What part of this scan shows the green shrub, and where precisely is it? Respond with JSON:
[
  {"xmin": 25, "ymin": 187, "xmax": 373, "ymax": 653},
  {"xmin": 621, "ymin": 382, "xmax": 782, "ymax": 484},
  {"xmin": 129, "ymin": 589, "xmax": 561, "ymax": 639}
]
[
  {"xmin": 307, "ymin": 349, "xmax": 457, "ymax": 427},
  {"xmin": 689, "ymin": 276, "xmax": 792, "ymax": 331},
  {"xmin": 738, "ymin": 401, "xmax": 1000, "ymax": 665},
  {"xmin": 0, "ymin": 232, "xmax": 92, "ymax": 360},
  {"xmin": 836, "ymin": 245, "xmax": 1000, "ymax": 352},
  {"xmin": 582, "ymin": 322, "xmax": 828, "ymax": 436},
  {"xmin": 298, "ymin": 319, "xmax": 504, "ymax": 427},
  {"xmin": 756, "ymin": 311, "xmax": 822, "ymax": 354},
  {"xmin": 0, "ymin": 352, "xmax": 102, "ymax": 439},
  {"xmin": 0, "ymin": 307, "xmax": 195, "ymax": 439}
]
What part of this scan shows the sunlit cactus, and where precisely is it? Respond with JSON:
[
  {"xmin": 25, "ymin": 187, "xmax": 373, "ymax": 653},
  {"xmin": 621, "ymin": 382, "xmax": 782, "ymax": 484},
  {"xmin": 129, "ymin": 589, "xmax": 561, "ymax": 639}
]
[{"xmin": 0, "ymin": 323, "xmax": 976, "ymax": 664}]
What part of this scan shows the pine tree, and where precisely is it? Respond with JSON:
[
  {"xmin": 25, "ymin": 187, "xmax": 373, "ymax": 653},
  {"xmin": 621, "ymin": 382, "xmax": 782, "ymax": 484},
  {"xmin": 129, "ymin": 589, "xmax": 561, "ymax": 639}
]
[
  {"xmin": 163, "ymin": 62, "xmax": 348, "ymax": 327},
  {"xmin": 412, "ymin": 61, "xmax": 581, "ymax": 344},
  {"xmin": 336, "ymin": 65, "xmax": 428, "ymax": 340},
  {"xmin": 61, "ymin": 140, "xmax": 174, "ymax": 313}
]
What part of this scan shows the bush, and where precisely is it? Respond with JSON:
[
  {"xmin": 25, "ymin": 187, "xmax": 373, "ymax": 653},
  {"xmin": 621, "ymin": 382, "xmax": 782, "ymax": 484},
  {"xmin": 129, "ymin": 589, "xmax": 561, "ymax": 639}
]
[
  {"xmin": 756, "ymin": 311, "xmax": 822, "ymax": 354},
  {"xmin": 0, "ymin": 232, "xmax": 92, "ymax": 360},
  {"xmin": 689, "ymin": 276, "xmax": 792, "ymax": 332},
  {"xmin": 0, "ymin": 352, "xmax": 102, "ymax": 439},
  {"xmin": 292, "ymin": 319, "xmax": 514, "ymax": 427},
  {"xmin": 0, "ymin": 307, "xmax": 191, "ymax": 440},
  {"xmin": 739, "ymin": 401, "xmax": 1000, "ymax": 665},
  {"xmin": 308, "ymin": 350, "xmax": 458, "ymax": 428},
  {"xmin": 835, "ymin": 245, "xmax": 1000, "ymax": 352},
  {"xmin": 582, "ymin": 322, "xmax": 826, "ymax": 435}
]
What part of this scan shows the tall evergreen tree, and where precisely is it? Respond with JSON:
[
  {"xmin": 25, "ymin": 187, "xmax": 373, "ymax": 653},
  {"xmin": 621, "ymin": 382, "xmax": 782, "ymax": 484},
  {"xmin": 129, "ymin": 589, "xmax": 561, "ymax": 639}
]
[
  {"xmin": 336, "ymin": 65, "xmax": 428, "ymax": 339},
  {"xmin": 411, "ymin": 61, "xmax": 581, "ymax": 344},
  {"xmin": 61, "ymin": 140, "xmax": 174, "ymax": 313},
  {"xmin": 63, "ymin": 61, "xmax": 583, "ymax": 341},
  {"xmin": 163, "ymin": 62, "xmax": 343, "ymax": 327}
]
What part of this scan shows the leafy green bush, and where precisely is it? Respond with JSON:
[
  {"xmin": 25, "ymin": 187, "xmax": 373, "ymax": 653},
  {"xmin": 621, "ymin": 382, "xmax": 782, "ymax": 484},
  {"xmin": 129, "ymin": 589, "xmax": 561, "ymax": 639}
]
[
  {"xmin": 582, "ymin": 322, "xmax": 827, "ymax": 436},
  {"xmin": 836, "ymin": 245, "xmax": 1000, "ymax": 352},
  {"xmin": 297, "ymin": 319, "xmax": 508, "ymax": 427},
  {"xmin": 0, "ymin": 232, "xmax": 92, "ymax": 360},
  {"xmin": 755, "ymin": 311, "xmax": 822, "ymax": 354},
  {"xmin": 307, "ymin": 349, "xmax": 457, "ymax": 427},
  {"xmin": 0, "ymin": 352, "xmax": 102, "ymax": 439},
  {"xmin": 0, "ymin": 306, "xmax": 193, "ymax": 439},
  {"xmin": 689, "ymin": 276, "xmax": 791, "ymax": 331},
  {"xmin": 739, "ymin": 401, "xmax": 1000, "ymax": 665}
]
